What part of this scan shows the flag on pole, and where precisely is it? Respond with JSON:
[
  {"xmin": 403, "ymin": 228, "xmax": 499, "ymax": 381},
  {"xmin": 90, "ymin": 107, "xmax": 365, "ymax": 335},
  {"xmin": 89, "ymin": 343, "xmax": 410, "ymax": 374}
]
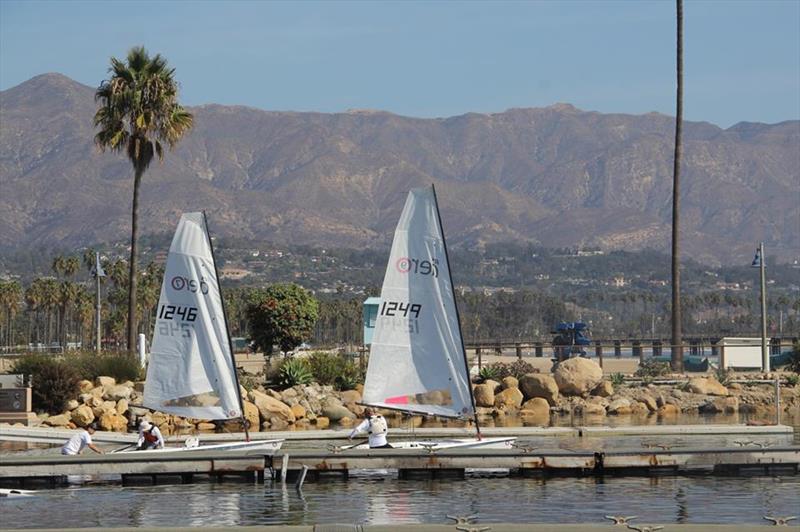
[
  {"xmin": 751, "ymin": 247, "xmax": 764, "ymax": 268},
  {"xmin": 93, "ymin": 252, "xmax": 106, "ymax": 278}
]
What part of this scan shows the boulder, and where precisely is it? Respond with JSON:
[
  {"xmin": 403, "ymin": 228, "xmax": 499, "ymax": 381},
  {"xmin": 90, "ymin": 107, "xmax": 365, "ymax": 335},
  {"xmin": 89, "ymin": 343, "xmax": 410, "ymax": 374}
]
[
  {"xmin": 658, "ymin": 404, "xmax": 679, "ymax": 416},
  {"xmin": 105, "ymin": 384, "xmax": 133, "ymax": 401},
  {"xmin": 70, "ymin": 405, "xmax": 95, "ymax": 427},
  {"xmin": 501, "ymin": 376, "xmax": 519, "ymax": 390},
  {"xmin": 322, "ymin": 404, "xmax": 354, "ymax": 422},
  {"xmin": 631, "ymin": 392, "xmax": 658, "ymax": 412},
  {"xmin": 483, "ymin": 379, "xmax": 501, "ymax": 393},
  {"xmin": 43, "ymin": 414, "xmax": 71, "ymax": 427},
  {"xmin": 553, "ymin": 358, "xmax": 604, "ymax": 396},
  {"xmin": 66, "ymin": 399, "xmax": 80, "ymax": 411},
  {"xmin": 249, "ymin": 389, "xmax": 296, "ymax": 423},
  {"xmin": 98, "ymin": 411, "xmax": 128, "ymax": 432},
  {"xmin": 280, "ymin": 387, "xmax": 298, "ymax": 403},
  {"xmin": 115, "ymin": 399, "xmax": 129, "ymax": 416},
  {"xmin": 592, "ymin": 381, "xmax": 614, "ymax": 398},
  {"xmin": 687, "ymin": 377, "xmax": 728, "ymax": 396},
  {"xmin": 494, "ymin": 387, "xmax": 524, "ymax": 410},
  {"xmin": 520, "ymin": 397, "xmax": 551, "ymax": 417},
  {"xmin": 196, "ymin": 422, "xmax": 216, "ymax": 431},
  {"xmin": 339, "ymin": 390, "xmax": 362, "ymax": 404},
  {"xmin": 243, "ymin": 400, "xmax": 260, "ymax": 429},
  {"xmin": 519, "ymin": 373, "xmax": 559, "ymax": 405},
  {"xmin": 700, "ymin": 396, "xmax": 739, "ymax": 414},
  {"xmin": 473, "ymin": 383, "xmax": 495, "ymax": 408},
  {"xmin": 314, "ymin": 416, "xmax": 330, "ymax": 429},
  {"xmin": 338, "ymin": 416, "xmax": 356, "ymax": 427},
  {"xmin": 580, "ymin": 402, "xmax": 607, "ymax": 416},
  {"xmin": 95, "ymin": 376, "xmax": 116, "ymax": 388},
  {"xmin": 607, "ymin": 398, "xmax": 633, "ymax": 415},
  {"xmin": 290, "ymin": 404, "xmax": 306, "ymax": 420},
  {"xmin": 79, "ymin": 393, "xmax": 93, "ymax": 404},
  {"xmin": 78, "ymin": 380, "xmax": 94, "ymax": 393},
  {"xmin": 129, "ymin": 406, "xmax": 149, "ymax": 418},
  {"xmin": 89, "ymin": 386, "xmax": 105, "ymax": 399}
]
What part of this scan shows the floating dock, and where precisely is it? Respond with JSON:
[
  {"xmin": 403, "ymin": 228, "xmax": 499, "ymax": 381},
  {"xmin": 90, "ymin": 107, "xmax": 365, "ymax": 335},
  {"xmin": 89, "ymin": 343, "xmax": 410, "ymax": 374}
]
[{"xmin": 1, "ymin": 424, "xmax": 796, "ymax": 487}]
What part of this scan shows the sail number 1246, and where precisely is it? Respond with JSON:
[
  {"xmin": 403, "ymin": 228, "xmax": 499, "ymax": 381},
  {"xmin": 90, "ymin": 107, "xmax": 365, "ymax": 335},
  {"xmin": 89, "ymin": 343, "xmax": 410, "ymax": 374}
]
[{"xmin": 158, "ymin": 304, "xmax": 198, "ymax": 322}]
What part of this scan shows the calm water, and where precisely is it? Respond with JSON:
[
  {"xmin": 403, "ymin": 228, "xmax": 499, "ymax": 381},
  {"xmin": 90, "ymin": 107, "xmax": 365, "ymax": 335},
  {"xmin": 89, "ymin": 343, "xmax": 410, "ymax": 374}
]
[{"xmin": 2, "ymin": 474, "xmax": 799, "ymax": 528}]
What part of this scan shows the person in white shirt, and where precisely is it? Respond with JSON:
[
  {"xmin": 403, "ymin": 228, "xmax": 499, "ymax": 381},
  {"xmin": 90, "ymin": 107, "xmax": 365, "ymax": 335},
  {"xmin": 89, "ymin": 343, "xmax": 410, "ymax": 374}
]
[
  {"xmin": 136, "ymin": 420, "xmax": 165, "ymax": 450},
  {"xmin": 348, "ymin": 408, "xmax": 392, "ymax": 448},
  {"xmin": 61, "ymin": 424, "xmax": 103, "ymax": 455}
]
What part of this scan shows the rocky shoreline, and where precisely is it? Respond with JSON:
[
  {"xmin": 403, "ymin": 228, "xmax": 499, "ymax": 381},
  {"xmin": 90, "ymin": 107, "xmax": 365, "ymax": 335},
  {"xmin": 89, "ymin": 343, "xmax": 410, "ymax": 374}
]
[{"xmin": 26, "ymin": 358, "xmax": 800, "ymax": 435}]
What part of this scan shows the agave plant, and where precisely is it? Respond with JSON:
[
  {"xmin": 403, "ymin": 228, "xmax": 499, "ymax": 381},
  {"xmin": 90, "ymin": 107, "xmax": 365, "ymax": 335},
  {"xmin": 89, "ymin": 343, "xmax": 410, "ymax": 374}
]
[{"xmin": 277, "ymin": 357, "xmax": 312, "ymax": 388}]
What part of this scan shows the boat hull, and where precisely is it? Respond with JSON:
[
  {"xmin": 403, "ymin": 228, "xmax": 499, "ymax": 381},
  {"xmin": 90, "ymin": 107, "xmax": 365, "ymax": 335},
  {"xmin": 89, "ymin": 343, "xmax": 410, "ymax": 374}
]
[
  {"xmin": 121, "ymin": 439, "xmax": 283, "ymax": 454},
  {"xmin": 347, "ymin": 436, "xmax": 516, "ymax": 451}
]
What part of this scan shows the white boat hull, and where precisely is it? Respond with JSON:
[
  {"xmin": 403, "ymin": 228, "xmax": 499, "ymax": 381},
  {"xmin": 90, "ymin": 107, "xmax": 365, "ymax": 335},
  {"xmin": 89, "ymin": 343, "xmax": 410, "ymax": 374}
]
[
  {"xmin": 121, "ymin": 439, "xmax": 283, "ymax": 454},
  {"xmin": 347, "ymin": 436, "xmax": 516, "ymax": 451},
  {"xmin": 0, "ymin": 488, "xmax": 36, "ymax": 498}
]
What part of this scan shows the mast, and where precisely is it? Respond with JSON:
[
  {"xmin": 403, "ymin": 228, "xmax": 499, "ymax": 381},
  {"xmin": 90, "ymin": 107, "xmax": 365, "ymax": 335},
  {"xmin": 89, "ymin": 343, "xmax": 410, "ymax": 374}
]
[
  {"xmin": 202, "ymin": 211, "xmax": 251, "ymax": 442},
  {"xmin": 430, "ymin": 184, "xmax": 482, "ymax": 440}
]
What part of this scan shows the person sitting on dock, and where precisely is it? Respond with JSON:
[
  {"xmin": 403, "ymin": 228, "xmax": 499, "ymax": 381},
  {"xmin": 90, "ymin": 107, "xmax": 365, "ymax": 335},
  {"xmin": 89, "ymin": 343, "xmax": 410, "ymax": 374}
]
[
  {"xmin": 136, "ymin": 421, "xmax": 165, "ymax": 451},
  {"xmin": 61, "ymin": 423, "xmax": 103, "ymax": 455},
  {"xmin": 348, "ymin": 408, "xmax": 392, "ymax": 449}
]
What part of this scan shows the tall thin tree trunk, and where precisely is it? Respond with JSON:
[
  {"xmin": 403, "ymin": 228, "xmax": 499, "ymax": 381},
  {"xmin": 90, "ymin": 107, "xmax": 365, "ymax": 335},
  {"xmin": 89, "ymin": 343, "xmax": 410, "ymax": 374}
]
[
  {"xmin": 671, "ymin": 0, "xmax": 684, "ymax": 372},
  {"xmin": 127, "ymin": 169, "xmax": 143, "ymax": 355}
]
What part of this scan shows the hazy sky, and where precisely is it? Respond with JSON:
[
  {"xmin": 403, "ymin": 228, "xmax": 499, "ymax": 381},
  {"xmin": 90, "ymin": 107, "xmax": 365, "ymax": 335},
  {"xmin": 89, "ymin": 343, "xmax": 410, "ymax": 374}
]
[{"xmin": 1, "ymin": 0, "xmax": 798, "ymax": 128}]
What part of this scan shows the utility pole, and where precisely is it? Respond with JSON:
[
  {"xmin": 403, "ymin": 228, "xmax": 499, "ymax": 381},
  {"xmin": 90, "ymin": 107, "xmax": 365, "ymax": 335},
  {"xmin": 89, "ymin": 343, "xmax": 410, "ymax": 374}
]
[
  {"xmin": 752, "ymin": 243, "xmax": 769, "ymax": 372},
  {"xmin": 93, "ymin": 252, "xmax": 106, "ymax": 354}
]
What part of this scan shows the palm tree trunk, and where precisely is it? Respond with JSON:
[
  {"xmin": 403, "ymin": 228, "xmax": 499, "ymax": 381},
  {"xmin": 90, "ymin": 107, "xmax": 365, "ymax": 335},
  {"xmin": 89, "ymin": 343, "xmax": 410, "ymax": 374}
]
[
  {"xmin": 127, "ymin": 168, "xmax": 143, "ymax": 355},
  {"xmin": 670, "ymin": 0, "xmax": 684, "ymax": 372}
]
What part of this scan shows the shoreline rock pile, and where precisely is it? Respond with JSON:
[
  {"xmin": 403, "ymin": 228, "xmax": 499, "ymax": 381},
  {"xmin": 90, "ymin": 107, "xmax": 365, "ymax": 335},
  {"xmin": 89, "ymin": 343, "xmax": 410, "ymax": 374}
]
[{"xmin": 32, "ymin": 358, "xmax": 800, "ymax": 434}]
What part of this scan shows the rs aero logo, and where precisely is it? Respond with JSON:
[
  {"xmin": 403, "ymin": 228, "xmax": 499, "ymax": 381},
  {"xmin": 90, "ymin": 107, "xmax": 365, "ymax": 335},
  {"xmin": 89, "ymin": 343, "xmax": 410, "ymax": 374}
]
[
  {"xmin": 171, "ymin": 275, "xmax": 209, "ymax": 294},
  {"xmin": 396, "ymin": 257, "xmax": 439, "ymax": 278}
]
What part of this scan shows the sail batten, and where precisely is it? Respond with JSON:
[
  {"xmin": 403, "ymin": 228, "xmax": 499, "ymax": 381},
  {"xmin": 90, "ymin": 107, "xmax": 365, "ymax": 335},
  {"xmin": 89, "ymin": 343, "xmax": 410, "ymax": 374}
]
[
  {"xmin": 143, "ymin": 213, "xmax": 241, "ymax": 420},
  {"xmin": 362, "ymin": 187, "xmax": 474, "ymax": 420}
]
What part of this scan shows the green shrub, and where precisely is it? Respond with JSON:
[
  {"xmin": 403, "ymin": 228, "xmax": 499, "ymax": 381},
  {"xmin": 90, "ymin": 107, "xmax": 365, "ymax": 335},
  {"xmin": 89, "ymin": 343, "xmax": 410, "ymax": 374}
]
[
  {"xmin": 236, "ymin": 368, "xmax": 263, "ymax": 392},
  {"xmin": 485, "ymin": 360, "xmax": 538, "ymax": 380},
  {"xmin": 609, "ymin": 372, "xmax": 626, "ymax": 387},
  {"xmin": 714, "ymin": 367, "xmax": 734, "ymax": 386},
  {"xmin": 784, "ymin": 373, "xmax": 799, "ymax": 386},
  {"xmin": 786, "ymin": 342, "xmax": 800, "ymax": 373},
  {"xmin": 306, "ymin": 351, "xmax": 364, "ymax": 390},
  {"xmin": 68, "ymin": 352, "xmax": 143, "ymax": 382},
  {"xmin": 478, "ymin": 365, "xmax": 499, "ymax": 382},
  {"xmin": 307, "ymin": 352, "xmax": 343, "ymax": 386},
  {"xmin": 11, "ymin": 355, "xmax": 81, "ymax": 414},
  {"xmin": 277, "ymin": 357, "xmax": 312, "ymax": 388},
  {"xmin": 334, "ymin": 360, "xmax": 364, "ymax": 391},
  {"xmin": 635, "ymin": 359, "xmax": 671, "ymax": 379}
]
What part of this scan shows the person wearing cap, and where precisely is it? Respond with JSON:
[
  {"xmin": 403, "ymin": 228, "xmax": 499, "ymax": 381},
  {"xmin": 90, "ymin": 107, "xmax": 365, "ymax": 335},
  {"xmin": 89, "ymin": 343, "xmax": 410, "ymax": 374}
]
[
  {"xmin": 136, "ymin": 420, "xmax": 165, "ymax": 451},
  {"xmin": 61, "ymin": 423, "xmax": 103, "ymax": 455},
  {"xmin": 348, "ymin": 408, "xmax": 392, "ymax": 448}
]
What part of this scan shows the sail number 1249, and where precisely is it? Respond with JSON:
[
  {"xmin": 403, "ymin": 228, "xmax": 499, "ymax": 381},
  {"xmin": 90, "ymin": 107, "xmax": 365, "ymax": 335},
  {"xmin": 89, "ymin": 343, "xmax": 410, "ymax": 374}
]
[{"xmin": 380, "ymin": 301, "xmax": 422, "ymax": 318}]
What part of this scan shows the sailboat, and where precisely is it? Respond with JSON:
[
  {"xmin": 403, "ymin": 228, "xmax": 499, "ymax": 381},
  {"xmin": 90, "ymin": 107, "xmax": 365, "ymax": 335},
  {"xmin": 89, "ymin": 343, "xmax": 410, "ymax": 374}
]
[
  {"xmin": 135, "ymin": 212, "xmax": 282, "ymax": 454},
  {"xmin": 355, "ymin": 186, "xmax": 515, "ymax": 450}
]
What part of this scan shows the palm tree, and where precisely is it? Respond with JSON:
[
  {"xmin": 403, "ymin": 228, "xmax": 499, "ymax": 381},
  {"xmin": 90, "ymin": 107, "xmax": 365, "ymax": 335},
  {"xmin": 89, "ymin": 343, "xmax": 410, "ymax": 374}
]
[
  {"xmin": 670, "ymin": 0, "xmax": 684, "ymax": 372},
  {"xmin": 94, "ymin": 46, "xmax": 194, "ymax": 354},
  {"xmin": 0, "ymin": 280, "xmax": 23, "ymax": 349}
]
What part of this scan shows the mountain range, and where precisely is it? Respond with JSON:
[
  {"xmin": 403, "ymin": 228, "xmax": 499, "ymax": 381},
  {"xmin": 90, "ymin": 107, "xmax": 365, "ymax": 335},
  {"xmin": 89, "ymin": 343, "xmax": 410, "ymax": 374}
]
[{"xmin": 1, "ymin": 73, "xmax": 798, "ymax": 265}]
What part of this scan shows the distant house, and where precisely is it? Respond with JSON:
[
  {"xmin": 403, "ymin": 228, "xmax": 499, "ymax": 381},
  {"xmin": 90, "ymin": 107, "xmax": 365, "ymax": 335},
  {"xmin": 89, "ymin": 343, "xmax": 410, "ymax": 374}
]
[{"xmin": 362, "ymin": 297, "xmax": 381, "ymax": 346}]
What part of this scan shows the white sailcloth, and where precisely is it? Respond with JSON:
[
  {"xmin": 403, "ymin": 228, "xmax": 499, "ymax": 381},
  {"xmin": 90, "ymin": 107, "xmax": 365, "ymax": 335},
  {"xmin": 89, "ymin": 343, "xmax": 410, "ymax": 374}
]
[
  {"xmin": 362, "ymin": 187, "xmax": 474, "ymax": 419},
  {"xmin": 143, "ymin": 213, "xmax": 241, "ymax": 420}
]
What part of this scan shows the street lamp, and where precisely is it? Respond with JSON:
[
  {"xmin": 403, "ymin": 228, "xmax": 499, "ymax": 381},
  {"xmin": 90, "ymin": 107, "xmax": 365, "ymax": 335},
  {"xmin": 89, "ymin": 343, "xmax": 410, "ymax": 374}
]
[
  {"xmin": 92, "ymin": 252, "xmax": 106, "ymax": 354},
  {"xmin": 751, "ymin": 243, "xmax": 768, "ymax": 372}
]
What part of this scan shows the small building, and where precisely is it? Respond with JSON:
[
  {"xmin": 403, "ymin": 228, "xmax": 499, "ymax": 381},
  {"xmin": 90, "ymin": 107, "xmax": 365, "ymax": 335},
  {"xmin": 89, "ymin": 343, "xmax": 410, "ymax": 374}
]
[{"xmin": 362, "ymin": 297, "xmax": 381, "ymax": 346}]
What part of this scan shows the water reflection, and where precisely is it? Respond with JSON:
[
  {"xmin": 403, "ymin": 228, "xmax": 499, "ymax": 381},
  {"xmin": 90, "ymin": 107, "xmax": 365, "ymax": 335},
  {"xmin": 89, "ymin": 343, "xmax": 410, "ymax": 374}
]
[{"xmin": 4, "ymin": 475, "xmax": 798, "ymax": 529}]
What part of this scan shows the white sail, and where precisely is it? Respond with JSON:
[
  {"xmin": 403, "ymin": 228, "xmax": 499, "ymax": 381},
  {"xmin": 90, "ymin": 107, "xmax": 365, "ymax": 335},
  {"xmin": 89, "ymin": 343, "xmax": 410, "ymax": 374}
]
[
  {"xmin": 143, "ymin": 213, "xmax": 241, "ymax": 420},
  {"xmin": 362, "ymin": 187, "xmax": 474, "ymax": 419}
]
